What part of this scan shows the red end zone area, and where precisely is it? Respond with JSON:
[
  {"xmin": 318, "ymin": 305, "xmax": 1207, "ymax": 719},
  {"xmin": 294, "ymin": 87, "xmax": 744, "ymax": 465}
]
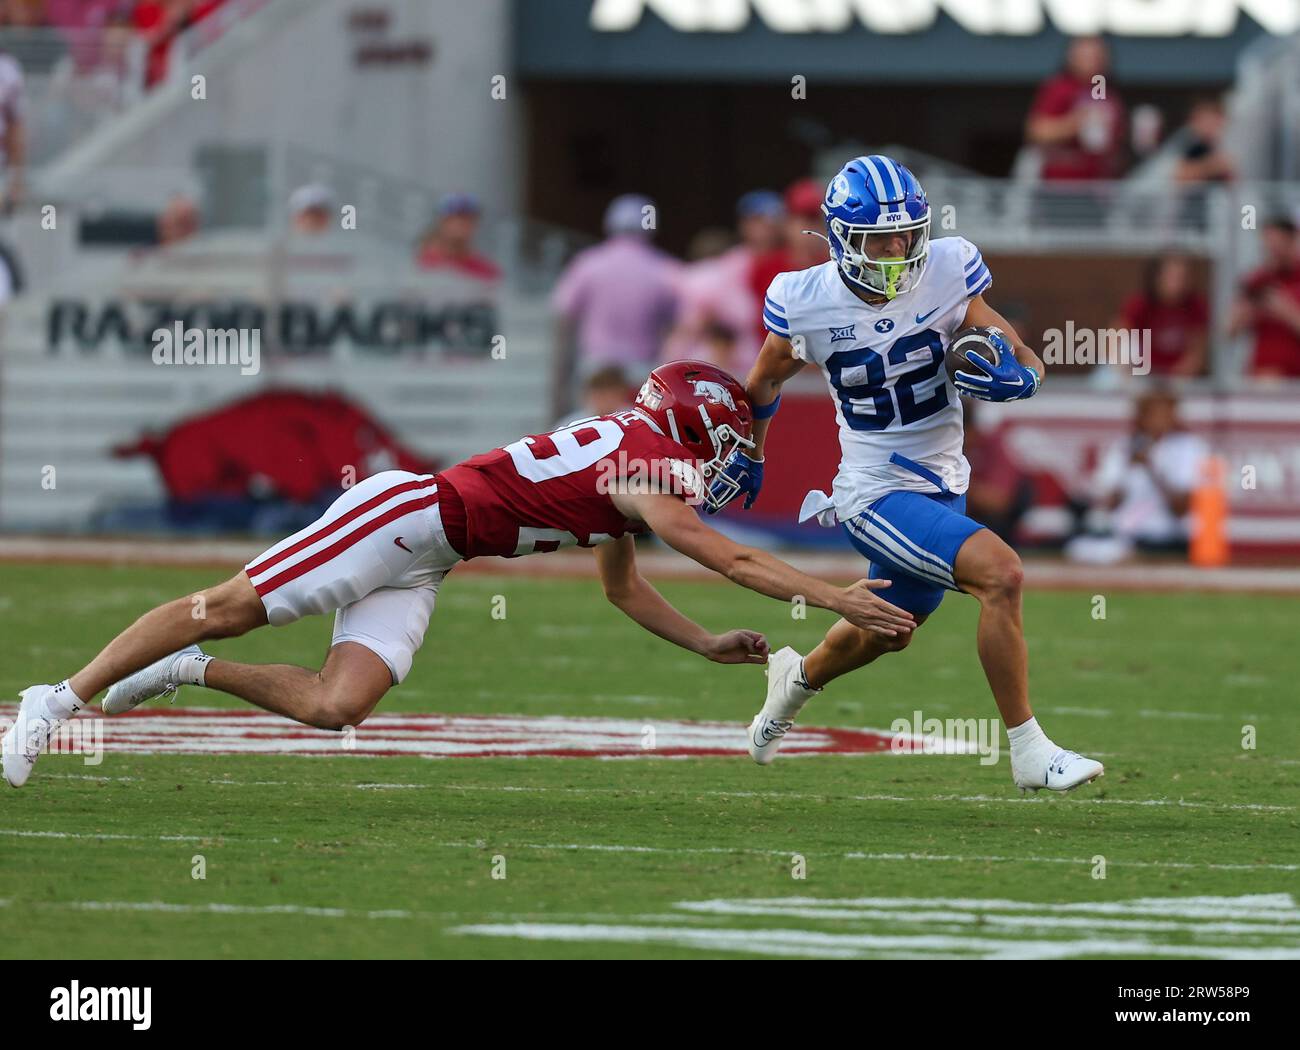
[{"xmin": 0, "ymin": 704, "xmax": 948, "ymax": 760}]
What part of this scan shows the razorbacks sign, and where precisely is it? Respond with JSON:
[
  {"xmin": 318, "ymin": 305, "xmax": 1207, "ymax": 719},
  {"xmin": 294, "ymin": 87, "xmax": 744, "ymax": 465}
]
[{"xmin": 45, "ymin": 298, "xmax": 498, "ymax": 356}]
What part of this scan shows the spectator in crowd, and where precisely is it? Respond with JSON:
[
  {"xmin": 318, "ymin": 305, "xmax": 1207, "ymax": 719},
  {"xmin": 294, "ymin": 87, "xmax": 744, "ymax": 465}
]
[
  {"xmin": 1229, "ymin": 217, "xmax": 1300, "ymax": 379},
  {"xmin": 1174, "ymin": 97, "xmax": 1235, "ymax": 186},
  {"xmin": 553, "ymin": 364, "xmax": 633, "ymax": 430},
  {"xmin": 1112, "ymin": 252, "xmax": 1209, "ymax": 378},
  {"xmin": 0, "ymin": 236, "xmax": 22, "ymax": 306},
  {"xmin": 1, "ymin": 1, "xmax": 46, "ymax": 27},
  {"xmin": 742, "ymin": 188, "xmax": 792, "ymax": 311},
  {"xmin": 157, "ymin": 192, "xmax": 200, "ymax": 246},
  {"xmin": 784, "ymin": 177, "xmax": 829, "ymax": 270},
  {"xmin": 551, "ymin": 193, "xmax": 679, "ymax": 419},
  {"xmin": 1025, "ymin": 35, "xmax": 1127, "ymax": 181},
  {"xmin": 962, "ymin": 401, "xmax": 1033, "ymax": 545},
  {"xmin": 1171, "ymin": 97, "xmax": 1236, "ymax": 229},
  {"xmin": 133, "ymin": 0, "xmax": 228, "ymax": 86},
  {"xmin": 416, "ymin": 192, "xmax": 501, "ymax": 282},
  {"xmin": 662, "ymin": 189, "xmax": 785, "ymax": 375},
  {"xmin": 288, "ymin": 184, "xmax": 335, "ymax": 236},
  {"xmin": 0, "ymin": 38, "xmax": 25, "ymax": 213},
  {"xmin": 1068, "ymin": 388, "xmax": 1208, "ymax": 563}
]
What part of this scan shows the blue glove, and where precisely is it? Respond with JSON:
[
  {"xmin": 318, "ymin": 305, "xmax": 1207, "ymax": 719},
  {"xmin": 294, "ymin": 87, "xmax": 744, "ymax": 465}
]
[
  {"xmin": 953, "ymin": 330, "xmax": 1040, "ymax": 402},
  {"xmin": 706, "ymin": 449, "xmax": 764, "ymax": 513}
]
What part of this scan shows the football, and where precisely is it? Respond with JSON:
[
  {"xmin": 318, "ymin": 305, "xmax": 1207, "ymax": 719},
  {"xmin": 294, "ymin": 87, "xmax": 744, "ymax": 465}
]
[{"xmin": 946, "ymin": 325, "xmax": 1005, "ymax": 381}]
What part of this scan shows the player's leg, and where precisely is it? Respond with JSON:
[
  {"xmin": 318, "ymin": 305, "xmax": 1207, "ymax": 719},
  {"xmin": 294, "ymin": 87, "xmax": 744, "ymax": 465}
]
[
  {"xmin": 952, "ymin": 527, "xmax": 1103, "ymax": 791},
  {"xmin": 203, "ymin": 641, "xmax": 393, "ymax": 731},
  {"xmin": 92, "ymin": 471, "xmax": 438, "ymax": 718},
  {"xmin": 803, "ymin": 600, "xmax": 932, "ymax": 688},
  {"xmin": 952, "ymin": 527, "xmax": 1030, "ymax": 728},
  {"xmin": 4, "ymin": 471, "xmax": 449, "ymax": 786},
  {"xmin": 2, "ymin": 572, "xmax": 268, "ymax": 788},
  {"xmin": 206, "ymin": 581, "xmax": 440, "ymax": 728},
  {"xmin": 747, "ymin": 496, "xmax": 952, "ymax": 764},
  {"xmin": 70, "ymin": 572, "xmax": 268, "ymax": 704}
]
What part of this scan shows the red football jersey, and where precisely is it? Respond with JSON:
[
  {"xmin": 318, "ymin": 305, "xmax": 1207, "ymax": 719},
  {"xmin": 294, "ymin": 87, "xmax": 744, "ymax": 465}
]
[{"xmin": 438, "ymin": 411, "xmax": 701, "ymax": 559}]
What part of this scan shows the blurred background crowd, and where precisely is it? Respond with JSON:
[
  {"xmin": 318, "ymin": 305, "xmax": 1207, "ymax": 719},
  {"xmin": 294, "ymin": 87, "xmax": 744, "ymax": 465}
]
[{"xmin": 1, "ymin": 0, "xmax": 1298, "ymax": 565}]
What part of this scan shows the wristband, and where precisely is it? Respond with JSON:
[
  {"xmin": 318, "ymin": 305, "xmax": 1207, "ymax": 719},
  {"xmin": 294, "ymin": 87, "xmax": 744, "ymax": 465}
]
[{"xmin": 752, "ymin": 395, "xmax": 781, "ymax": 421}]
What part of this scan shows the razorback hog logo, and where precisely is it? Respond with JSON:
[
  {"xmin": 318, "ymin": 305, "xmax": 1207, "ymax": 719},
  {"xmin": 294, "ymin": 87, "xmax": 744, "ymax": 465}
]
[{"xmin": 691, "ymin": 380, "xmax": 736, "ymax": 411}]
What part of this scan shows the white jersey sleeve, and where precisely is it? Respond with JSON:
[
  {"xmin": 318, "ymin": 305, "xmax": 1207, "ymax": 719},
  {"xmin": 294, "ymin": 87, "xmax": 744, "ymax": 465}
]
[
  {"xmin": 762, "ymin": 272, "xmax": 793, "ymax": 341},
  {"xmin": 956, "ymin": 237, "xmax": 992, "ymax": 301}
]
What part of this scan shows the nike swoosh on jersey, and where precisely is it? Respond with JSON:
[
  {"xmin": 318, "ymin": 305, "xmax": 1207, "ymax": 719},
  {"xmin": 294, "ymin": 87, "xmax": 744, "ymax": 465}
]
[
  {"xmin": 394, "ymin": 537, "xmax": 413, "ymax": 553},
  {"xmin": 915, "ymin": 307, "xmax": 942, "ymax": 324}
]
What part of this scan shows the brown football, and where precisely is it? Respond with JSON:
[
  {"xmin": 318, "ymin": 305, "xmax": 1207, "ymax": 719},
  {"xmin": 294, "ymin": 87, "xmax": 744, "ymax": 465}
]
[{"xmin": 946, "ymin": 325, "xmax": 1005, "ymax": 380}]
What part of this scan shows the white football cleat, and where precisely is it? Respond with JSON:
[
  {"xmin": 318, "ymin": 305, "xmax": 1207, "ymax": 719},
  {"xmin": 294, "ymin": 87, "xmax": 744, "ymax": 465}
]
[
  {"xmin": 746, "ymin": 646, "xmax": 817, "ymax": 765},
  {"xmin": 747, "ymin": 712, "xmax": 793, "ymax": 766},
  {"xmin": 102, "ymin": 645, "xmax": 203, "ymax": 715},
  {"xmin": 2, "ymin": 685, "xmax": 60, "ymax": 788},
  {"xmin": 1012, "ymin": 747, "xmax": 1104, "ymax": 794}
]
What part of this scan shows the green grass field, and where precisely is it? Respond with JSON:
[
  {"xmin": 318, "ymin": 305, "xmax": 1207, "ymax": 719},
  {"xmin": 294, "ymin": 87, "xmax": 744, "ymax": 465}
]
[{"xmin": 1, "ymin": 561, "xmax": 1297, "ymax": 959}]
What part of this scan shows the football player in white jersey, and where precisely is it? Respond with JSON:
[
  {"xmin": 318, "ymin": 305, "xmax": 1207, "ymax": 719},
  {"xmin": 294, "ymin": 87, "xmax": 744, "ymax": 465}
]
[{"xmin": 710, "ymin": 154, "xmax": 1103, "ymax": 793}]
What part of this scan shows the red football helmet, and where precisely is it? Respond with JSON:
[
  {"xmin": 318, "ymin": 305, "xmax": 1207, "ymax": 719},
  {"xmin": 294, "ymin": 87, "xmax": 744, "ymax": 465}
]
[{"xmin": 633, "ymin": 360, "xmax": 755, "ymax": 511}]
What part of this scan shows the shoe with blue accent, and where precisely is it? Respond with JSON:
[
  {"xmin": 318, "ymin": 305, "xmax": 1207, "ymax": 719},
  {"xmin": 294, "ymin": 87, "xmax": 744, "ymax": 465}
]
[{"xmin": 1012, "ymin": 746, "xmax": 1104, "ymax": 794}]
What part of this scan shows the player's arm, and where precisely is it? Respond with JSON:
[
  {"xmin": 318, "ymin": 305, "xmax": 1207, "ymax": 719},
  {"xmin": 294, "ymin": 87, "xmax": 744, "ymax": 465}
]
[
  {"xmin": 746, "ymin": 332, "xmax": 806, "ymax": 458},
  {"xmin": 962, "ymin": 294, "xmax": 1045, "ymax": 380},
  {"xmin": 594, "ymin": 534, "xmax": 769, "ymax": 664},
  {"xmin": 613, "ymin": 492, "xmax": 915, "ymax": 638},
  {"xmin": 705, "ymin": 332, "xmax": 805, "ymax": 513}
]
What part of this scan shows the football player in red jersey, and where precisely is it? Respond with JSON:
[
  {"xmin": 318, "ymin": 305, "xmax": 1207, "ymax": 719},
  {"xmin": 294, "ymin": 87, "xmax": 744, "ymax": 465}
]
[{"xmin": 3, "ymin": 362, "xmax": 913, "ymax": 787}]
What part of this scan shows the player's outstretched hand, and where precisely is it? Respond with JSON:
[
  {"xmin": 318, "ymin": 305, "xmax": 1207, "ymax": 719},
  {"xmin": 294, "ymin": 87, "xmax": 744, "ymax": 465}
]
[
  {"xmin": 705, "ymin": 449, "xmax": 764, "ymax": 513},
  {"xmin": 836, "ymin": 579, "xmax": 916, "ymax": 637},
  {"xmin": 704, "ymin": 629, "xmax": 770, "ymax": 665}
]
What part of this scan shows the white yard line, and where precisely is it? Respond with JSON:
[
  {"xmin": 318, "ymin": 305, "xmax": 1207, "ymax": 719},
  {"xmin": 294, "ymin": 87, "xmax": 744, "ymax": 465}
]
[
  {"xmin": 39, "ymin": 772, "xmax": 1295, "ymax": 813},
  {"xmin": 19, "ymin": 899, "xmax": 426, "ymax": 920},
  {"xmin": 434, "ymin": 782, "xmax": 1296, "ymax": 813},
  {"xmin": 0, "ymin": 827, "xmax": 280, "ymax": 844},
  {"xmin": 450, "ymin": 921, "xmax": 1300, "ymax": 960},
  {"xmin": 429, "ymin": 839, "xmax": 1299, "ymax": 873}
]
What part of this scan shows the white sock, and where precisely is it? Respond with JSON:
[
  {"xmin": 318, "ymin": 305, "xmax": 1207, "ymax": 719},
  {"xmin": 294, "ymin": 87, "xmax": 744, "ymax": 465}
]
[
  {"xmin": 45, "ymin": 680, "xmax": 87, "ymax": 720},
  {"xmin": 1006, "ymin": 716, "xmax": 1050, "ymax": 756},
  {"xmin": 174, "ymin": 653, "xmax": 213, "ymax": 687},
  {"xmin": 772, "ymin": 659, "xmax": 820, "ymax": 720}
]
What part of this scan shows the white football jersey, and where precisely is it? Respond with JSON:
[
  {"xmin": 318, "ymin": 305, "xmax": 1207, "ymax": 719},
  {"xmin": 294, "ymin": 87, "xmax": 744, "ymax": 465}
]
[{"xmin": 763, "ymin": 236, "xmax": 992, "ymax": 524}]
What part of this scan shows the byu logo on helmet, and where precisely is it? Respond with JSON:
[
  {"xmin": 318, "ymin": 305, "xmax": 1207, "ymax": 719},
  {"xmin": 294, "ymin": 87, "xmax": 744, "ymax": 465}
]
[
  {"xmin": 691, "ymin": 379, "xmax": 737, "ymax": 411},
  {"xmin": 822, "ymin": 155, "xmax": 931, "ymax": 302},
  {"xmin": 827, "ymin": 174, "xmax": 851, "ymax": 208}
]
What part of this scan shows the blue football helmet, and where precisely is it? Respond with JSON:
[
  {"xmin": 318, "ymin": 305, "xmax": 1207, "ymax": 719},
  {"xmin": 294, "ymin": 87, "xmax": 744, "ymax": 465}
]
[{"xmin": 822, "ymin": 155, "xmax": 931, "ymax": 300}]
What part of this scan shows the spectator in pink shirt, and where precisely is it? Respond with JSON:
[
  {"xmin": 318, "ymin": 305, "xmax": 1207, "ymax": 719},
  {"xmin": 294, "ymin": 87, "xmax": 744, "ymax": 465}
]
[
  {"xmin": 662, "ymin": 190, "xmax": 786, "ymax": 377},
  {"xmin": 550, "ymin": 193, "xmax": 679, "ymax": 418}
]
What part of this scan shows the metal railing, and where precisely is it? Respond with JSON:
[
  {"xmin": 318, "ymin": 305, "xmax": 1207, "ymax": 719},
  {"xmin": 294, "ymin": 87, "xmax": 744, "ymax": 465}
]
[
  {"xmin": 277, "ymin": 143, "xmax": 596, "ymax": 292},
  {"xmin": 0, "ymin": 27, "xmax": 147, "ymax": 166}
]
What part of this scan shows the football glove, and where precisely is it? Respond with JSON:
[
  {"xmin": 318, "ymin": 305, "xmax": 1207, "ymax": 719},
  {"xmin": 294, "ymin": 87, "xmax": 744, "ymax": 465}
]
[
  {"xmin": 953, "ymin": 330, "xmax": 1040, "ymax": 402},
  {"xmin": 705, "ymin": 448, "xmax": 764, "ymax": 513}
]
